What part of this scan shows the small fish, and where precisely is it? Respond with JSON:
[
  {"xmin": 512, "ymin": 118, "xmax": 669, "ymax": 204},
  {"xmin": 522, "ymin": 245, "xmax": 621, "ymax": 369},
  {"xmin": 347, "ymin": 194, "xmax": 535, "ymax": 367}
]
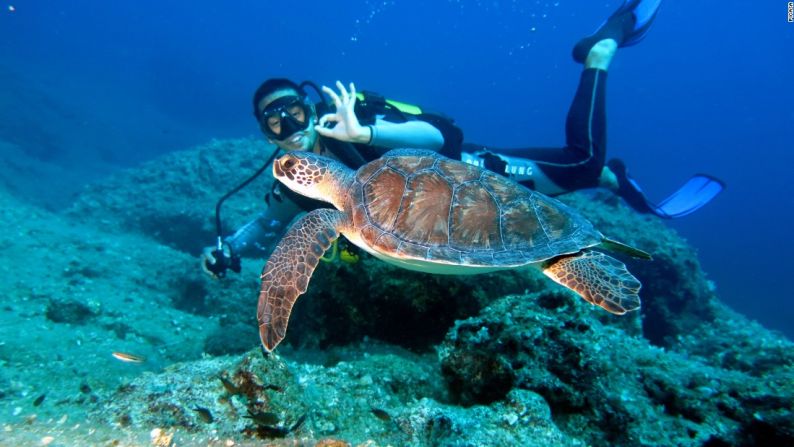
[
  {"xmin": 263, "ymin": 384, "xmax": 284, "ymax": 392},
  {"xmin": 246, "ymin": 413, "xmax": 307, "ymax": 438},
  {"xmin": 371, "ymin": 407, "xmax": 391, "ymax": 421},
  {"xmin": 112, "ymin": 351, "xmax": 145, "ymax": 363},
  {"xmin": 219, "ymin": 375, "xmax": 240, "ymax": 395},
  {"xmin": 33, "ymin": 394, "xmax": 46, "ymax": 407},
  {"xmin": 289, "ymin": 413, "xmax": 307, "ymax": 433},
  {"xmin": 243, "ymin": 410, "xmax": 280, "ymax": 426},
  {"xmin": 192, "ymin": 406, "xmax": 214, "ymax": 423}
]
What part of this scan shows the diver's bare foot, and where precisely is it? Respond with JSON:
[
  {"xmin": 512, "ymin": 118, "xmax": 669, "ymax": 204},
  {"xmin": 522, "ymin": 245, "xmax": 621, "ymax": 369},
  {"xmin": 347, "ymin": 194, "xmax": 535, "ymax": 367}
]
[
  {"xmin": 598, "ymin": 166, "xmax": 619, "ymax": 190},
  {"xmin": 585, "ymin": 39, "xmax": 618, "ymax": 71}
]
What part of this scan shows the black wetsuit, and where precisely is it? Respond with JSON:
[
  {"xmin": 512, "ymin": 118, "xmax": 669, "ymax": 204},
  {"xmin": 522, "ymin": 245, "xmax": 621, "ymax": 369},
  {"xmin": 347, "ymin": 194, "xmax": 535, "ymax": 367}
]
[{"xmin": 461, "ymin": 68, "xmax": 607, "ymax": 193}]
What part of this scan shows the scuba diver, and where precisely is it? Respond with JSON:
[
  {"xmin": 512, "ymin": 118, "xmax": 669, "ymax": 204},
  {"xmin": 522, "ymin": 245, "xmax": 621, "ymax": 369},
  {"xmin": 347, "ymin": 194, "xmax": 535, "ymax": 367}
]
[
  {"xmin": 201, "ymin": 78, "xmax": 459, "ymax": 276},
  {"xmin": 202, "ymin": 0, "xmax": 723, "ymax": 278}
]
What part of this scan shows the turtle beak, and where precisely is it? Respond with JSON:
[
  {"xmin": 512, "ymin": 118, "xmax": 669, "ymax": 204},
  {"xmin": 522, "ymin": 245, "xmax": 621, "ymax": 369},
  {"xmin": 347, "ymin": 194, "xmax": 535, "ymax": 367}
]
[{"xmin": 273, "ymin": 158, "xmax": 285, "ymax": 178}]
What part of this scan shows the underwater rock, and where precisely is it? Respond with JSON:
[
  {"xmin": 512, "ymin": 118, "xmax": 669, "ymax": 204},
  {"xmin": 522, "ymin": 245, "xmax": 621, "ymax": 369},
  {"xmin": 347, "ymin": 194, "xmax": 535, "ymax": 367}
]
[
  {"xmin": 88, "ymin": 341, "xmax": 592, "ymax": 446},
  {"xmin": 67, "ymin": 138, "xmax": 276, "ymax": 255},
  {"xmin": 439, "ymin": 289, "xmax": 794, "ymax": 446},
  {"xmin": 282, "ymin": 253, "xmax": 536, "ymax": 351},
  {"xmin": 440, "ymin": 345, "xmax": 515, "ymax": 405},
  {"xmin": 397, "ymin": 389, "xmax": 579, "ymax": 446},
  {"xmin": 97, "ymin": 350, "xmax": 308, "ymax": 437},
  {"xmin": 45, "ymin": 297, "xmax": 100, "ymax": 324},
  {"xmin": 0, "ymin": 188, "xmax": 226, "ymax": 433},
  {"xmin": 168, "ymin": 273, "xmax": 212, "ymax": 315},
  {"xmin": 203, "ymin": 322, "xmax": 258, "ymax": 356}
]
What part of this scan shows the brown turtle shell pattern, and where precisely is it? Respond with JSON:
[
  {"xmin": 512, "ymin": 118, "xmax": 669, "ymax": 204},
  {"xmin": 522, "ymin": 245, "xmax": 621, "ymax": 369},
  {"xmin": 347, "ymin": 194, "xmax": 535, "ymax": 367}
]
[{"xmin": 348, "ymin": 150, "xmax": 602, "ymax": 267}]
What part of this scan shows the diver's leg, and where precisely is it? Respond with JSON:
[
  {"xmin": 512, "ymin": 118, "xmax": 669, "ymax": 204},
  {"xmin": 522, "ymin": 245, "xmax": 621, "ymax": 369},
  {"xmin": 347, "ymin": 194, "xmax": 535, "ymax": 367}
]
[
  {"xmin": 461, "ymin": 1, "xmax": 664, "ymax": 194},
  {"xmin": 520, "ymin": 45, "xmax": 613, "ymax": 191},
  {"xmin": 562, "ymin": 41, "xmax": 616, "ymax": 189},
  {"xmin": 585, "ymin": 41, "xmax": 619, "ymax": 188},
  {"xmin": 460, "ymin": 59, "xmax": 610, "ymax": 194},
  {"xmin": 584, "ymin": 39, "xmax": 617, "ymax": 71}
]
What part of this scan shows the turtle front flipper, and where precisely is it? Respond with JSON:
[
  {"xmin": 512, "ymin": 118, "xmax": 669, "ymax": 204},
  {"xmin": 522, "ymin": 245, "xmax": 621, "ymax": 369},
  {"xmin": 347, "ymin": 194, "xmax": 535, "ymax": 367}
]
[
  {"xmin": 542, "ymin": 251, "xmax": 641, "ymax": 315},
  {"xmin": 257, "ymin": 208, "xmax": 345, "ymax": 352}
]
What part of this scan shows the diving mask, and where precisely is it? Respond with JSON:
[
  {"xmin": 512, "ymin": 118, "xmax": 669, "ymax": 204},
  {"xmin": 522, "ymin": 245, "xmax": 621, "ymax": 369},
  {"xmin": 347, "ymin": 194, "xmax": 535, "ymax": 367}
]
[{"xmin": 259, "ymin": 95, "xmax": 315, "ymax": 141}]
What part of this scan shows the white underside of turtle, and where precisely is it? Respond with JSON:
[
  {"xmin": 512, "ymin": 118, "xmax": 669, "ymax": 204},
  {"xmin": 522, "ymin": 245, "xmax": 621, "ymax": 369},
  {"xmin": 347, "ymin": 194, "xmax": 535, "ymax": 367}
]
[{"xmin": 343, "ymin": 230, "xmax": 521, "ymax": 275}]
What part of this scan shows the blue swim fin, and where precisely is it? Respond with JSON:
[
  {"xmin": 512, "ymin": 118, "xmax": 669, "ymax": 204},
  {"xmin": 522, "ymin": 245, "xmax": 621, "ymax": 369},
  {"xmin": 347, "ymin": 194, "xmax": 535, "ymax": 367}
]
[
  {"xmin": 621, "ymin": 0, "xmax": 664, "ymax": 47},
  {"xmin": 573, "ymin": 0, "xmax": 664, "ymax": 63},
  {"xmin": 607, "ymin": 159, "xmax": 725, "ymax": 219}
]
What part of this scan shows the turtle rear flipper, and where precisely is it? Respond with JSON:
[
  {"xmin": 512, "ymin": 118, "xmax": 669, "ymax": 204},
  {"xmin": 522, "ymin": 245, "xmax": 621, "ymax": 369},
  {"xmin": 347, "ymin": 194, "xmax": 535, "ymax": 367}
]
[
  {"xmin": 542, "ymin": 251, "xmax": 641, "ymax": 314},
  {"xmin": 257, "ymin": 209, "xmax": 345, "ymax": 352}
]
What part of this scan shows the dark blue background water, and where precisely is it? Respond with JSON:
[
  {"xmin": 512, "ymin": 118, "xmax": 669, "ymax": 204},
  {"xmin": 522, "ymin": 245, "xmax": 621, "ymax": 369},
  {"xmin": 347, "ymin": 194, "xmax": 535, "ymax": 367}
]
[{"xmin": 1, "ymin": 1, "xmax": 792, "ymax": 336}]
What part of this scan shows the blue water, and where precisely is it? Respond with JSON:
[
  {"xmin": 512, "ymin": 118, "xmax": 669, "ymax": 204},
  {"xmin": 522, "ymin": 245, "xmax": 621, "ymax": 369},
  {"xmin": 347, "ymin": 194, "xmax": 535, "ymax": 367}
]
[{"xmin": 1, "ymin": 1, "xmax": 792, "ymax": 337}]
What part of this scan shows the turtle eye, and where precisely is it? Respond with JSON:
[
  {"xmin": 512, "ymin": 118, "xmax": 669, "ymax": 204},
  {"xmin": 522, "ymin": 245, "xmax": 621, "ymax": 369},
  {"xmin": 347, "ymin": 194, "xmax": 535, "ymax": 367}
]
[{"xmin": 282, "ymin": 157, "xmax": 297, "ymax": 170}]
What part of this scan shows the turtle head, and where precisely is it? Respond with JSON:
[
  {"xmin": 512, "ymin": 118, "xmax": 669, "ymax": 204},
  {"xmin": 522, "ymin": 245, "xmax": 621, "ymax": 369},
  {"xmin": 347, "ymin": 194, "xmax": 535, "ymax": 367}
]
[{"xmin": 273, "ymin": 152, "xmax": 350, "ymax": 208}]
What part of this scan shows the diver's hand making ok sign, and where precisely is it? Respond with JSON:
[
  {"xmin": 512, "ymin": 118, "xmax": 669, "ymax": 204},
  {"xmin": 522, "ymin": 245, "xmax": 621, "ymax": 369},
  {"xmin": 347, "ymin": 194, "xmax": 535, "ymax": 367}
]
[{"xmin": 315, "ymin": 81, "xmax": 373, "ymax": 144}]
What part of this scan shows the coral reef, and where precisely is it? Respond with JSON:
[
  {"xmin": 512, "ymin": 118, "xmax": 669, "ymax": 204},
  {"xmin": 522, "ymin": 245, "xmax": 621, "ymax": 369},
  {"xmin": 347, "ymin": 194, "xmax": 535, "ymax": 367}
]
[
  {"xmin": 439, "ymin": 290, "xmax": 794, "ymax": 446},
  {"xmin": 67, "ymin": 138, "xmax": 276, "ymax": 254},
  {"xmin": 89, "ymin": 342, "xmax": 580, "ymax": 446}
]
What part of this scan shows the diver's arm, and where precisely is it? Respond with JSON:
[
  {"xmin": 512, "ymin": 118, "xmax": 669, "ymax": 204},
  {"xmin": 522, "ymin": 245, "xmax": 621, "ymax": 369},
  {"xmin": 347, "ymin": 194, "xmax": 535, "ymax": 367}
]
[
  {"xmin": 315, "ymin": 81, "xmax": 444, "ymax": 151},
  {"xmin": 369, "ymin": 119, "xmax": 444, "ymax": 150},
  {"xmin": 223, "ymin": 214, "xmax": 281, "ymax": 257},
  {"xmin": 319, "ymin": 113, "xmax": 444, "ymax": 150},
  {"xmin": 226, "ymin": 196, "xmax": 304, "ymax": 256}
]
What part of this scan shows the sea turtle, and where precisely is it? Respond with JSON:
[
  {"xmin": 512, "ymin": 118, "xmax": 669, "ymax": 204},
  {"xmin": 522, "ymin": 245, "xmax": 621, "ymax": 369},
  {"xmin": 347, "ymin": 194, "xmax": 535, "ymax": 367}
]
[{"xmin": 257, "ymin": 149, "xmax": 650, "ymax": 352}]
